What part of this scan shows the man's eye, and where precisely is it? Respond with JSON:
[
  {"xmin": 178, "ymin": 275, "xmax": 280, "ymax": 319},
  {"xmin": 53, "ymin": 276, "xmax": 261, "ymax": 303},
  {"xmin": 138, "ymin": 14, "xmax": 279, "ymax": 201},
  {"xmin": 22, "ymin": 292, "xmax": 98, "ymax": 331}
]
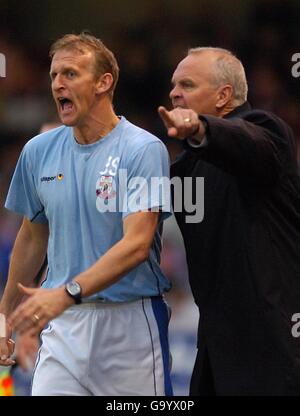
[
  {"xmin": 67, "ymin": 71, "xmax": 75, "ymax": 78},
  {"xmin": 183, "ymin": 83, "xmax": 194, "ymax": 89}
]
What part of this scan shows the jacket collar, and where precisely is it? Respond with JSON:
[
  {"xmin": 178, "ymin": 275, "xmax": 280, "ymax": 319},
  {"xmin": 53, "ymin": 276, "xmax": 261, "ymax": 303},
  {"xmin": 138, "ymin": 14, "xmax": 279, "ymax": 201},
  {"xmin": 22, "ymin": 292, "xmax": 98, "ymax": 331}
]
[{"xmin": 224, "ymin": 101, "xmax": 251, "ymax": 119}]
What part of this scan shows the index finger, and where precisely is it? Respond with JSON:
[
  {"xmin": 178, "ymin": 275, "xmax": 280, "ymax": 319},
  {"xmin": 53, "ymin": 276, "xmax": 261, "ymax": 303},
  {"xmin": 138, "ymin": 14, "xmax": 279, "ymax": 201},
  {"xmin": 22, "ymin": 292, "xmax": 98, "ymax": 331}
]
[
  {"xmin": 0, "ymin": 335, "xmax": 15, "ymax": 365},
  {"xmin": 157, "ymin": 106, "xmax": 174, "ymax": 127},
  {"xmin": 7, "ymin": 339, "xmax": 15, "ymax": 356}
]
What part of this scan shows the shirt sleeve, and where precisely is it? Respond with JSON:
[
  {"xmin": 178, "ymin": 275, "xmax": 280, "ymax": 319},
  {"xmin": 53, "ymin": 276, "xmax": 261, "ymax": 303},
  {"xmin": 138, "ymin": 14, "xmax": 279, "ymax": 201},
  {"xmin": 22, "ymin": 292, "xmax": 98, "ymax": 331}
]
[
  {"xmin": 121, "ymin": 140, "xmax": 172, "ymax": 221},
  {"xmin": 185, "ymin": 110, "xmax": 294, "ymax": 185},
  {"xmin": 5, "ymin": 145, "xmax": 48, "ymax": 223},
  {"xmin": 187, "ymin": 136, "xmax": 208, "ymax": 148}
]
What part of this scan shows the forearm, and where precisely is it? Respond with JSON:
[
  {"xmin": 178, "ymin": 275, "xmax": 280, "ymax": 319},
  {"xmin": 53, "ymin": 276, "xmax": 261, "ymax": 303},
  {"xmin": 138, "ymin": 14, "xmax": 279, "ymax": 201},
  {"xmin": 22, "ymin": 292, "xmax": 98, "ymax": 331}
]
[
  {"xmin": 75, "ymin": 234, "xmax": 149, "ymax": 298},
  {"xmin": 188, "ymin": 113, "xmax": 284, "ymax": 183},
  {"xmin": 6, "ymin": 212, "xmax": 160, "ymax": 338},
  {"xmin": 0, "ymin": 224, "xmax": 48, "ymax": 315},
  {"xmin": 205, "ymin": 114, "xmax": 280, "ymax": 163}
]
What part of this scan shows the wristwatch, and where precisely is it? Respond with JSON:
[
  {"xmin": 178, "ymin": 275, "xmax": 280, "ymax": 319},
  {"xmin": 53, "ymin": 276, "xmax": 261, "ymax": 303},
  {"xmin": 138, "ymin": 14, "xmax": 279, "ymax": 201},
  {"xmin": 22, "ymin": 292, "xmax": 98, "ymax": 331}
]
[{"xmin": 65, "ymin": 281, "xmax": 82, "ymax": 304}]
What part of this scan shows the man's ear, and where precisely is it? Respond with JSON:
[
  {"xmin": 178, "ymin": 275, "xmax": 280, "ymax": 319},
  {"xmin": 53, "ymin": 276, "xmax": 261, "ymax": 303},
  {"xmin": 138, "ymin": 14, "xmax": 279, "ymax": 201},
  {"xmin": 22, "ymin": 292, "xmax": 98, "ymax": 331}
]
[
  {"xmin": 216, "ymin": 84, "xmax": 233, "ymax": 108},
  {"xmin": 95, "ymin": 73, "xmax": 114, "ymax": 95}
]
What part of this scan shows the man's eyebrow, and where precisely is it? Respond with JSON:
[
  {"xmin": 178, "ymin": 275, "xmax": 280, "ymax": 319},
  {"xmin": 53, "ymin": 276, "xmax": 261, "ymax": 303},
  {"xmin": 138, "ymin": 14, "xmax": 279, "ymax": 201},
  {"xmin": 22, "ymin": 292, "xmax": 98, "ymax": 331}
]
[
  {"xmin": 50, "ymin": 64, "xmax": 77, "ymax": 76},
  {"xmin": 181, "ymin": 77, "xmax": 193, "ymax": 82},
  {"xmin": 172, "ymin": 78, "xmax": 194, "ymax": 85}
]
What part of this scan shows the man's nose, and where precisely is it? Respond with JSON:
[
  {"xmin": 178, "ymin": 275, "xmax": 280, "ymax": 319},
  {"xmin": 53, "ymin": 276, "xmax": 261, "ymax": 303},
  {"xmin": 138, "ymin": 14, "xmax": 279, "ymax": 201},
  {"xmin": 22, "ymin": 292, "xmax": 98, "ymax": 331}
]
[
  {"xmin": 52, "ymin": 74, "xmax": 64, "ymax": 91},
  {"xmin": 169, "ymin": 85, "xmax": 180, "ymax": 100}
]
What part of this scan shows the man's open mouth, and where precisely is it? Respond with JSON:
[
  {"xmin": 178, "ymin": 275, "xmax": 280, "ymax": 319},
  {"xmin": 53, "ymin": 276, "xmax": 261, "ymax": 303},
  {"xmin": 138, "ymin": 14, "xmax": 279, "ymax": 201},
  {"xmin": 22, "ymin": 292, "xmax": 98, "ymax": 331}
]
[{"xmin": 58, "ymin": 98, "xmax": 74, "ymax": 113}]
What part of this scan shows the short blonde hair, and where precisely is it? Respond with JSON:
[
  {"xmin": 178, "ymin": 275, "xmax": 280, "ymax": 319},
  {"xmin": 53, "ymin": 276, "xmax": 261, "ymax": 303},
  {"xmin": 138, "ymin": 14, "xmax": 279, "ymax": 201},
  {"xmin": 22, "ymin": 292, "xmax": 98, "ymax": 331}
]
[
  {"xmin": 50, "ymin": 32, "xmax": 119, "ymax": 98},
  {"xmin": 188, "ymin": 47, "xmax": 248, "ymax": 105}
]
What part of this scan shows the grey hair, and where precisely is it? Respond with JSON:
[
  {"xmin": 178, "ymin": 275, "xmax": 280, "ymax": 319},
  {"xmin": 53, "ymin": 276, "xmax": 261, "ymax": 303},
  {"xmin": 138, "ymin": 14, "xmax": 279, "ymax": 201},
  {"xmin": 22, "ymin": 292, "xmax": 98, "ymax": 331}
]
[{"xmin": 188, "ymin": 47, "xmax": 248, "ymax": 105}]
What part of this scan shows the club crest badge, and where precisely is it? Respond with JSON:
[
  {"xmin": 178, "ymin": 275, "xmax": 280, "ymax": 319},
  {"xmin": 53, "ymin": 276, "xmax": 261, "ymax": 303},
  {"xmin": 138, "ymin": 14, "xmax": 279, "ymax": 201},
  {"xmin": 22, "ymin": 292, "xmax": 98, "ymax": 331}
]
[{"xmin": 96, "ymin": 175, "xmax": 117, "ymax": 211}]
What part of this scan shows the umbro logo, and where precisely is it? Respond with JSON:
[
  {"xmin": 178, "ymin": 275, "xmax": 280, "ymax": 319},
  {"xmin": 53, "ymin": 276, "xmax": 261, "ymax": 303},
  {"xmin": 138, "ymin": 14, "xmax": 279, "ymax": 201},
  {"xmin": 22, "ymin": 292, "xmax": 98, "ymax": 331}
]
[{"xmin": 41, "ymin": 174, "xmax": 64, "ymax": 182}]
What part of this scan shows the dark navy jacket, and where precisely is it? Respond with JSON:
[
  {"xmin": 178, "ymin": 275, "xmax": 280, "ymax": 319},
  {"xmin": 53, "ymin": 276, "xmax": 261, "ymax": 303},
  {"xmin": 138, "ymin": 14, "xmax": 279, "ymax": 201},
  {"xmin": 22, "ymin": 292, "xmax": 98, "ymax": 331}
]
[{"xmin": 171, "ymin": 102, "xmax": 300, "ymax": 395}]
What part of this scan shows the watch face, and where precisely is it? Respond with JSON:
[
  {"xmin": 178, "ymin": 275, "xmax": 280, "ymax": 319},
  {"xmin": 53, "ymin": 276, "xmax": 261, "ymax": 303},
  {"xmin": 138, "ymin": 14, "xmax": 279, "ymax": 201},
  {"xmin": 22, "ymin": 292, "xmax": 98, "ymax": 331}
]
[{"xmin": 67, "ymin": 281, "xmax": 81, "ymax": 296}]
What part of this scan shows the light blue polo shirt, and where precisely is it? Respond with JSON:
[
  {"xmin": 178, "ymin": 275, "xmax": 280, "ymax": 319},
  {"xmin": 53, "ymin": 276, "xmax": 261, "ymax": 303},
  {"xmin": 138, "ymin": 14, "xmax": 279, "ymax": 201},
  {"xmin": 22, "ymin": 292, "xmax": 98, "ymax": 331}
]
[{"xmin": 5, "ymin": 117, "xmax": 172, "ymax": 302}]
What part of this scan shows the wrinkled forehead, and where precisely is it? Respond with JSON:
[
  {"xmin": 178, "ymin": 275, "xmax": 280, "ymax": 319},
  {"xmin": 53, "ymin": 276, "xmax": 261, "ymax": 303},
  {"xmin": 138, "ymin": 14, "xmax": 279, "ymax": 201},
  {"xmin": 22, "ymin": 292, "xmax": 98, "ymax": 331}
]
[
  {"xmin": 172, "ymin": 52, "xmax": 217, "ymax": 83},
  {"xmin": 50, "ymin": 47, "xmax": 95, "ymax": 69}
]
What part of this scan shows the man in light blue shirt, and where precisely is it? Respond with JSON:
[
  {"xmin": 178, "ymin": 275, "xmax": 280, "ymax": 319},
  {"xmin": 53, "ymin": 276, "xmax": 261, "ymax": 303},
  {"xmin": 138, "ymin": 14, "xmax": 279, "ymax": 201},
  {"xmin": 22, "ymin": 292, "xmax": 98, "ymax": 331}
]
[{"xmin": 0, "ymin": 33, "xmax": 173, "ymax": 396}]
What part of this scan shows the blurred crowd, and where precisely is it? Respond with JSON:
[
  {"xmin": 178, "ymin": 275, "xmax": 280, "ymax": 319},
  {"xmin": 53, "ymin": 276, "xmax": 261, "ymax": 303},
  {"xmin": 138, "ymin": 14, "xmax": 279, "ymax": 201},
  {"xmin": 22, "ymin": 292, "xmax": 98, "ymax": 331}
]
[{"xmin": 0, "ymin": 0, "xmax": 300, "ymax": 395}]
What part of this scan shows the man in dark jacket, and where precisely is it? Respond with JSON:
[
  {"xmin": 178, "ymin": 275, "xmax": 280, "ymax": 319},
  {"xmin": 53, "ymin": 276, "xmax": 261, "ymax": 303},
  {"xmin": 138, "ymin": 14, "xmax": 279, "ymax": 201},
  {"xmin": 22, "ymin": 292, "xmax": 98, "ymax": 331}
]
[{"xmin": 158, "ymin": 47, "xmax": 300, "ymax": 395}]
